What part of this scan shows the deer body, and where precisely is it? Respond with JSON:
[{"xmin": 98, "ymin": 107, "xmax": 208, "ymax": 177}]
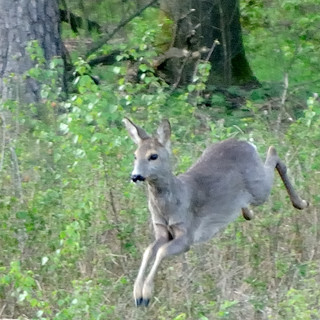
[{"xmin": 123, "ymin": 118, "xmax": 308, "ymax": 307}]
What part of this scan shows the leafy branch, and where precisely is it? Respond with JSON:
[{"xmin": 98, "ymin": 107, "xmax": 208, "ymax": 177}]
[{"xmin": 86, "ymin": 0, "xmax": 159, "ymax": 57}]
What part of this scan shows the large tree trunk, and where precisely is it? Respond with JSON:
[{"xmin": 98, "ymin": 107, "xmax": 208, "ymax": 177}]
[
  {"xmin": 0, "ymin": 0, "xmax": 63, "ymax": 103},
  {"xmin": 159, "ymin": 0, "xmax": 258, "ymax": 87}
]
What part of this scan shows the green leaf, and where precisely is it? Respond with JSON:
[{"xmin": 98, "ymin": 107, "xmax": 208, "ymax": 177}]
[
  {"xmin": 59, "ymin": 123, "xmax": 69, "ymax": 134},
  {"xmin": 16, "ymin": 211, "xmax": 28, "ymax": 219},
  {"xmin": 139, "ymin": 64, "xmax": 148, "ymax": 72},
  {"xmin": 41, "ymin": 256, "xmax": 49, "ymax": 266},
  {"xmin": 108, "ymin": 104, "xmax": 118, "ymax": 113},
  {"xmin": 113, "ymin": 67, "xmax": 121, "ymax": 74},
  {"xmin": 18, "ymin": 290, "xmax": 28, "ymax": 302},
  {"xmin": 173, "ymin": 313, "xmax": 186, "ymax": 320},
  {"xmin": 187, "ymin": 84, "xmax": 196, "ymax": 92}
]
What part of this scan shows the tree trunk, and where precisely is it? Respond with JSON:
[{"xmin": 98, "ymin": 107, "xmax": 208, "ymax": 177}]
[
  {"xmin": 0, "ymin": 0, "xmax": 63, "ymax": 103},
  {"xmin": 159, "ymin": 0, "xmax": 258, "ymax": 87}
]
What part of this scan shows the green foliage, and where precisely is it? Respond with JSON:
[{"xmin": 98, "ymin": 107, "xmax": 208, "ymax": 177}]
[
  {"xmin": 278, "ymin": 264, "xmax": 320, "ymax": 320},
  {"xmin": 241, "ymin": 0, "xmax": 320, "ymax": 94},
  {"xmin": 126, "ymin": 7, "xmax": 170, "ymax": 54}
]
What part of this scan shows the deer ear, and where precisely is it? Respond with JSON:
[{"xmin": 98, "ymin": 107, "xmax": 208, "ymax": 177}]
[
  {"xmin": 123, "ymin": 118, "xmax": 150, "ymax": 144},
  {"xmin": 157, "ymin": 119, "xmax": 171, "ymax": 150}
]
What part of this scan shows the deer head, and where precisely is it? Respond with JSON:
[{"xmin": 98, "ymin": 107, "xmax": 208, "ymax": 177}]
[{"xmin": 123, "ymin": 118, "xmax": 171, "ymax": 183}]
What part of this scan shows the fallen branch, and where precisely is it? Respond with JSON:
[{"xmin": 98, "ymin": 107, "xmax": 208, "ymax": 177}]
[
  {"xmin": 205, "ymin": 39, "xmax": 220, "ymax": 62},
  {"xmin": 87, "ymin": 50, "xmax": 122, "ymax": 67}
]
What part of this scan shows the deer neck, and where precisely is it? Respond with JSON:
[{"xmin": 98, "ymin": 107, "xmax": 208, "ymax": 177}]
[{"xmin": 147, "ymin": 171, "xmax": 179, "ymax": 198}]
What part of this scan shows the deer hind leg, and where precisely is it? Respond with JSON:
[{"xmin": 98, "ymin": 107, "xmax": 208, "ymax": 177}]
[
  {"xmin": 266, "ymin": 146, "xmax": 308, "ymax": 210},
  {"xmin": 242, "ymin": 207, "xmax": 254, "ymax": 220}
]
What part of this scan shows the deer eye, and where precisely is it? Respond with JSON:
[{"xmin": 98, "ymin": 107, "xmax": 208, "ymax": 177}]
[{"xmin": 148, "ymin": 154, "xmax": 158, "ymax": 161}]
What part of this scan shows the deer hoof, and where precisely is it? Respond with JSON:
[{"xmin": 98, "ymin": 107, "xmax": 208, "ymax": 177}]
[
  {"xmin": 143, "ymin": 298, "xmax": 150, "ymax": 307},
  {"xmin": 242, "ymin": 208, "xmax": 254, "ymax": 220},
  {"xmin": 135, "ymin": 297, "xmax": 143, "ymax": 306},
  {"xmin": 293, "ymin": 199, "xmax": 309, "ymax": 210},
  {"xmin": 135, "ymin": 297, "xmax": 150, "ymax": 307}
]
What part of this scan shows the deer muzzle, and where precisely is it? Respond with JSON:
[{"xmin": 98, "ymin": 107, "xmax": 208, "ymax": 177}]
[{"xmin": 131, "ymin": 174, "xmax": 146, "ymax": 183}]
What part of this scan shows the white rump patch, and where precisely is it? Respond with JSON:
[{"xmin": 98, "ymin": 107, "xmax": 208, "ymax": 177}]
[{"xmin": 248, "ymin": 141, "xmax": 257, "ymax": 151}]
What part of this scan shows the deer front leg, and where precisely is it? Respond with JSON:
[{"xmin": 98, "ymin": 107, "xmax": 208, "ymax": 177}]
[
  {"xmin": 134, "ymin": 224, "xmax": 169, "ymax": 306},
  {"xmin": 141, "ymin": 227, "xmax": 190, "ymax": 307}
]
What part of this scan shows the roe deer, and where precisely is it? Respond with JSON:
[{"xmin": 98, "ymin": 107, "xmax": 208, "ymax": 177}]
[{"xmin": 123, "ymin": 118, "xmax": 308, "ymax": 307}]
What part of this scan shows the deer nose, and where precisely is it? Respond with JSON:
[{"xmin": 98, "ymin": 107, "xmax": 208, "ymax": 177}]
[{"xmin": 131, "ymin": 174, "xmax": 146, "ymax": 183}]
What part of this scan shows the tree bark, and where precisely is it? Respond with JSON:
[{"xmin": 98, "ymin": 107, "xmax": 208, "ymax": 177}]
[
  {"xmin": 0, "ymin": 0, "xmax": 63, "ymax": 103},
  {"xmin": 159, "ymin": 0, "xmax": 258, "ymax": 87}
]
